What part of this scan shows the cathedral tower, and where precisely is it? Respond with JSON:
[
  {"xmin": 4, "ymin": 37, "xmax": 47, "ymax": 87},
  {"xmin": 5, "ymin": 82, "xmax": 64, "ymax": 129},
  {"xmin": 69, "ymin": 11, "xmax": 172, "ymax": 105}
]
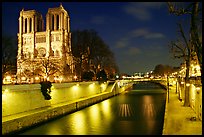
[{"xmin": 16, "ymin": 4, "xmax": 74, "ymax": 83}]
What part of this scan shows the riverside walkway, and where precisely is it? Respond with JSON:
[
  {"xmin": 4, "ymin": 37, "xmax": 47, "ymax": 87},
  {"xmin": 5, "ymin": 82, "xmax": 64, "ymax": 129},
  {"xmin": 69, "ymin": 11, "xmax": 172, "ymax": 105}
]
[{"xmin": 162, "ymin": 84, "xmax": 202, "ymax": 135}]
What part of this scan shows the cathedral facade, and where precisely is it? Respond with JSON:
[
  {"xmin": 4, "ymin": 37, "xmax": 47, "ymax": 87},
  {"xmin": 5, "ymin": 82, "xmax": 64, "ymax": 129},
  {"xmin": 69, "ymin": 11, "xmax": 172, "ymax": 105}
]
[{"xmin": 16, "ymin": 4, "xmax": 74, "ymax": 83}]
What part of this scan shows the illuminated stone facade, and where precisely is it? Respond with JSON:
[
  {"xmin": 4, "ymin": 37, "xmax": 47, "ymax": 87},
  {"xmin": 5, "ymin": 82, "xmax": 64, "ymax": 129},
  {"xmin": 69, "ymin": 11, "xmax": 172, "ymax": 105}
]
[{"xmin": 16, "ymin": 4, "xmax": 74, "ymax": 83}]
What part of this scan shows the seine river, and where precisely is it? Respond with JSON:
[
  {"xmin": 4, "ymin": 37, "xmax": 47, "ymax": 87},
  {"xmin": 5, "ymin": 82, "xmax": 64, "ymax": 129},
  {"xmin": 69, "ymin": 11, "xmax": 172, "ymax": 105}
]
[{"xmin": 18, "ymin": 81, "xmax": 167, "ymax": 135}]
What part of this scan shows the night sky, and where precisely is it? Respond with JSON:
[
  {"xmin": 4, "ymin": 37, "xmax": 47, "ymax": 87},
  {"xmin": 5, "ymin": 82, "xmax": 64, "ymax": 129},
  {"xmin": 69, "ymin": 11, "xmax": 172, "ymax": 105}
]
[{"xmin": 2, "ymin": 2, "xmax": 189, "ymax": 75}]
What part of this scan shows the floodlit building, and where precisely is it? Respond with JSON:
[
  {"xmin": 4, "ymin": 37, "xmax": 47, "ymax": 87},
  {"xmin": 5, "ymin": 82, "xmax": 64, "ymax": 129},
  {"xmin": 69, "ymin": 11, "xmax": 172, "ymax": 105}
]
[{"xmin": 16, "ymin": 4, "xmax": 74, "ymax": 83}]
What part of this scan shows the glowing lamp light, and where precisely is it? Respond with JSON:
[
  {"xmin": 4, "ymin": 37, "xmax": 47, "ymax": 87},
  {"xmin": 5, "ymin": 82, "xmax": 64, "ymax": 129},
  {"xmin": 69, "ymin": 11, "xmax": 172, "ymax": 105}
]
[
  {"xmin": 73, "ymin": 84, "xmax": 79, "ymax": 90},
  {"xmin": 6, "ymin": 76, "xmax": 11, "ymax": 80},
  {"xmin": 195, "ymin": 65, "xmax": 200, "ymax": 70},
  {"xmin": 181, "ymin": 82, "xmax": 184, "ymax": 84},
  {"xmin": 89, "ymin": 83, "xmax": 95, "ymax": 88},
  {"xmin": 196, "ymin": 87, "xmax": 200, "ymax": 91},
  {"xmin": 35, "ymin": 77, "xmax": 39, "ymax": 80},
  {"xmin": 60, "ymin": 77, "xmax": 63, "ymax": 81},
  {"xmin": 186, "ymin": 83, "xmax": 190, "ymax": 87},
  {"xmin": 54, "ymin": 77, "xmax": 57, "ymax": 81},
  {"xmin": 100, "ymin": 83, "xmax": 104, "ymax": 87},
  {"xmin": 21, "ymin": 77, "xmax": 26, "ymax": 81},
  {"xmin": 2, "ymin": 89, "xmax": 9, "ymax": 99},
  {"xmin": 191, "ymin": 74, "xmax": 196, "ymax": 77},
  {"xmin": 4, "ymin": 89, "xmax": 9, "ymax": 93}
]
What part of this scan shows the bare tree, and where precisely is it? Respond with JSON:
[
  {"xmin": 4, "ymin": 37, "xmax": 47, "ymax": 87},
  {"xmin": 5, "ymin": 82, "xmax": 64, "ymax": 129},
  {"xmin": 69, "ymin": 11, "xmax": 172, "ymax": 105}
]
[
  {"xmin": 167, "ymin": 2, "xmax": 202, "ymax": 75},
  {"xmin": 167, "ymin": 2, "xmax": 202, "ymax": 106},
  {"xmin": 35, "ymin": 56, "xmax": 61, "ymax": 82},
  {"xmin": 169, "ymin": 22, "xmax": 192, "ymax": 106}
]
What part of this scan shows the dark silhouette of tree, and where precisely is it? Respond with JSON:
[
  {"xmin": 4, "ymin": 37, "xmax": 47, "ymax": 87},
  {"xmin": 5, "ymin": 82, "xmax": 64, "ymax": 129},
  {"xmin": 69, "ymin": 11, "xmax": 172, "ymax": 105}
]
[
  {"xmin": 96, "ymin": 69, "xmax": 107, "ymax": 82},
  {"xmin": 71, "ymin": 29, "xmax": 119, "ymax": 81},
  {"xmin": 153, "ymin": 64, "xmax": 174, "ymax": 77},
  {"xmin": 82, "ymin": 71, "xmax": 94, "ymax": 81},
  {"xmin": 2, "ymin": 35, "xmax": 17, "ymax": 82},
  {"xmin": 40, "ymin": 81, "xmax": 52, "ymax": 100}
]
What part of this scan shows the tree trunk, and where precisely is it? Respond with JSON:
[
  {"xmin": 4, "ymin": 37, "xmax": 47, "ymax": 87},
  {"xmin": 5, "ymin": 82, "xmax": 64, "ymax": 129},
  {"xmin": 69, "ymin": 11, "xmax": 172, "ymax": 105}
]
[
  {"xmin": 191, "ymin": 2, "xmax": 202, "ymax": 79},
  {"xmin": 184, "ymin": 59, "xmax": 190, "ymax": 107}
]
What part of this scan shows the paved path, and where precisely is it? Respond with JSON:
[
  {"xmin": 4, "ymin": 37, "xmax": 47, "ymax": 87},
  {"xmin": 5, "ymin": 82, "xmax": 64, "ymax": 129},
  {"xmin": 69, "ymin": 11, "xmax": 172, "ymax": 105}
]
[{"xmin": 162, "ymin": 85, "xmax": 202, "ymax": 135}]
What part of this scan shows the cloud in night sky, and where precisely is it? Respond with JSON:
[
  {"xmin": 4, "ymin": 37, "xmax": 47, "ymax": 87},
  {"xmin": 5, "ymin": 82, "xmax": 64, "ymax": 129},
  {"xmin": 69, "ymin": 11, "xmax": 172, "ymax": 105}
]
[
  {"xmin": 115, "ymin": 28, "xmax": 166, "ymax": 51},
  {"xmin": 123, "ymin": 2, "xmax": 166, "ymax": 21},
  {"xmin": 130, "ymin": 28, "xmax": 165, "ymax": 39}
]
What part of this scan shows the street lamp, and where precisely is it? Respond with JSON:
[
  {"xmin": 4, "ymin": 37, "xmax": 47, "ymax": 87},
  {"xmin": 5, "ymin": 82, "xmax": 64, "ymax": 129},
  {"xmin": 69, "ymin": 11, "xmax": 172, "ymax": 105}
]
[{"xmin": 74, "ymin": 75, "xmax": 77, "ymax": 81}]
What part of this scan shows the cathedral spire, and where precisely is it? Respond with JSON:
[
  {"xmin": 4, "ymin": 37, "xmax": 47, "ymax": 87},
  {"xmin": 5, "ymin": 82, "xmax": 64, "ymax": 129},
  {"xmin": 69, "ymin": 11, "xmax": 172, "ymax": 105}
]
[{"xmin": 60, "ymin": 2, "xmax": 63, "ymax": 8}]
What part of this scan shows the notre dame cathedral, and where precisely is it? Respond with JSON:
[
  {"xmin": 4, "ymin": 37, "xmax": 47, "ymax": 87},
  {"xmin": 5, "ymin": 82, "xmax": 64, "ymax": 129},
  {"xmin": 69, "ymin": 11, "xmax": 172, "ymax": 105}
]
[{"xmin": 16, "ymin": 4, "xmax": 74, "ymax": 83}]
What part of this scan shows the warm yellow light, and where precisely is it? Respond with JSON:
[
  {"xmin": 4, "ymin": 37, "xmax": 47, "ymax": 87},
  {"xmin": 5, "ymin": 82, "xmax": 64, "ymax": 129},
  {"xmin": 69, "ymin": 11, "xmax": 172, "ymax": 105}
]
[
  {"xmin": 181, "ymin": 82, "xmax": 184, "ymax": 84},
  {"xmin": 2, "ymin": 89, "xmax": 9, "ymax": 99},
  {"xmin": 71, "ymin": 112, "xmax": 86, "ymax": 134},
  {"xmin": 74, "ymin": 75, "xmax": 77, "ymax": 79},
  {"xmin": 195, "ymin": 65, "xmax": 200, "ymax": 70},
  {"xmin": 196, "ymin": 87, "xmax": 200, "ymax": 91},
  {"xmin": 35, "ymin": 77, "xmax": 39, "ymax": 80},
  {"xmin": 21, "ymin": 77, "xmax": 26, "ymax": 80},
  {"xmin": 51, "ymin": 85, "xmax": 55, "ymax": 90},
  {"xmin": 100, "ymin": 83, "xmax": 105, "ymax": 88},
  {"xmin": 186, "ymin": 83, "xmax": 190, "ymax": 87},
  {"xmin": 191, "ymin": 74, "xmax": 196, "ymax": 76},
  {"xmin": 89, "ymin": 83, "xmax": 95, "ymax": 88},
  {"xmin": 5, "ymin": 76, "xmax": 11, "ymax": 80},
  {"xmin": 4, "ymin": 89, "xmax": 9, "ymax": 93},
  {"xmin": 59, "ymin": 77, "xmax": 63, "ymax": 81},
  {"xmin": 72, "ymin": 84, "xmax": 79, "ymax": 91}
]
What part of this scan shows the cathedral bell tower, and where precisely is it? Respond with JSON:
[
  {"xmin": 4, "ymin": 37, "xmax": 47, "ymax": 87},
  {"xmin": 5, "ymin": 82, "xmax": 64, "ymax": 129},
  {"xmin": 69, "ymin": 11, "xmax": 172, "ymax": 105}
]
[{"xmin": 16, "ymin": 4, "xmax": 74, "ymax": 83}]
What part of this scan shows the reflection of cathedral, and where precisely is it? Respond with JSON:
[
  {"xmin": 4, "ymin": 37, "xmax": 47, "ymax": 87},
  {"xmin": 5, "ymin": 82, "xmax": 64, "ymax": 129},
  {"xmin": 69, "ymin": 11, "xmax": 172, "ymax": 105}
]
[{"xmin": 16, "ymin": 4, "xmax": 74, "ymax": 83}]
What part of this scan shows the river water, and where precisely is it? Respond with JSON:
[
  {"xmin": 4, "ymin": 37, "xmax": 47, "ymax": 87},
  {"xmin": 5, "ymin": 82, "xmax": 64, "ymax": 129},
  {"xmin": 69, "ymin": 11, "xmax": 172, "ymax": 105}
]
[{"xmin": 18, "ymin": 81, "xmax": 167, "ymax": 135}]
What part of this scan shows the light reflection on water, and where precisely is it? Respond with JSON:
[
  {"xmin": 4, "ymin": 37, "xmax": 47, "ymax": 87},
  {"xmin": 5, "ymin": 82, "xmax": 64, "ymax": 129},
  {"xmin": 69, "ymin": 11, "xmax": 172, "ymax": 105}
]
[
  {"xmin": 142, "ymin": 95, "xmax": 156, "ymax": 134},
  {"xmin": 44, "ymin": 99, "xmax": 113, "ymax": 135},
  {"xmin": 19, "ymin": 82, "xmax": 166, "ymax": 135}
]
